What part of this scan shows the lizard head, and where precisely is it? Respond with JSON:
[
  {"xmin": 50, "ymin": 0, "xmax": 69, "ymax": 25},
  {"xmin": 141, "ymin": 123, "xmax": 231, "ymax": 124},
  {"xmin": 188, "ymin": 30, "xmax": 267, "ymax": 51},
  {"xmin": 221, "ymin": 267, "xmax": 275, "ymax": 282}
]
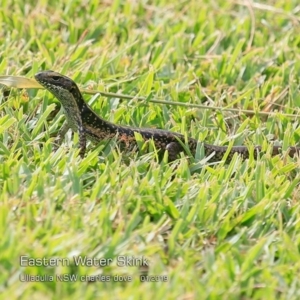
[{"xmin": 35, "ymin": 70, "xmax": 84, "ymax": 108}]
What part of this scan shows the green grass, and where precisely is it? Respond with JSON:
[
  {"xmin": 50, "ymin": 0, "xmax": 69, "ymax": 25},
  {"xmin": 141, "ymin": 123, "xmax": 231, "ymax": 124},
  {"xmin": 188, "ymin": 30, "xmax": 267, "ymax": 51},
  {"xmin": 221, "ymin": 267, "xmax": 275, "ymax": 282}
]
[{"xmin": 1, "ymin": 0, "xmax": 300, "ymax": 299}]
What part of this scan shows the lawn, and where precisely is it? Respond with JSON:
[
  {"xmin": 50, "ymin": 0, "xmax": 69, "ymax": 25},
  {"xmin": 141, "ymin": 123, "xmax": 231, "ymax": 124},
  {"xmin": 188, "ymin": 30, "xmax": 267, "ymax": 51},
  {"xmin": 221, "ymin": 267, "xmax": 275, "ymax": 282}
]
[{"xmin": 1, "ymin": 0, "xmax": 300, "ymax": 299}]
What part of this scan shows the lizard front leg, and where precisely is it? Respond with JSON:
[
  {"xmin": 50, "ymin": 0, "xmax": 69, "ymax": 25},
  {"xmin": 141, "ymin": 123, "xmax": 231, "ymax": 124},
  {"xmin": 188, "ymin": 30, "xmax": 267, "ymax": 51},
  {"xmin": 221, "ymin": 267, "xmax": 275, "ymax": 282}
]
[
  {"xmin": 53, "ymin": 121, "xmax": 70, "ymax": 152},
  {"xmin": 78, "ymin": 125, "xmax": 87, "ymax": 158}
]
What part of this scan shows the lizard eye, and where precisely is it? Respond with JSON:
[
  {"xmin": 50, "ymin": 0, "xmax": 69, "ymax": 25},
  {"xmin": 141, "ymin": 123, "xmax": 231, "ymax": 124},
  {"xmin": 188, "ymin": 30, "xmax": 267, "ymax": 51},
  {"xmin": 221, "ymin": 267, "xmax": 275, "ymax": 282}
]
[{"xmin": 52, "ymin": 76, "xmax": 60, "ymax": 81}]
